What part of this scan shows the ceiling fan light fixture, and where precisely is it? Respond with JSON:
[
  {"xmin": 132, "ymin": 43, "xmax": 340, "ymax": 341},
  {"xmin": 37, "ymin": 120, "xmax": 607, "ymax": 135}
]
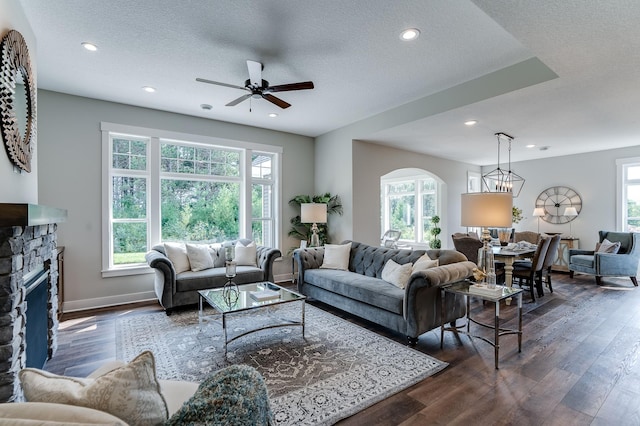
[{"xmin": 400, "ymin": 28, "xmax": 420, "ymax": 41}]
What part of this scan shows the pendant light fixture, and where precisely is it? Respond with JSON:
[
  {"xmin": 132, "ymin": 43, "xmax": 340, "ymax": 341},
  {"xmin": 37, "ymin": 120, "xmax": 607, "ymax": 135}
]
[{"xmin": 482, "ymin": 132, "xmax": 525, "ymax": 197}]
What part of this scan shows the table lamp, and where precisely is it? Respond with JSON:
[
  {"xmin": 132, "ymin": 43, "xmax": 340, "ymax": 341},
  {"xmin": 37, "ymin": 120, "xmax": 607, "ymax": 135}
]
[
  {"xmin": 532, "ymin": 207, "xmax": 545, "ymax": 233},
  {"xmin": 301, "ymin": 203, "xmax": 327, "ymax": 247},
  {"xmin": 461, "ymin": 193, "xmax": 513, "ymax": 285},
  {"xmin": 563, "ymin": 206, "xmax": 578, "ymax": 238}
]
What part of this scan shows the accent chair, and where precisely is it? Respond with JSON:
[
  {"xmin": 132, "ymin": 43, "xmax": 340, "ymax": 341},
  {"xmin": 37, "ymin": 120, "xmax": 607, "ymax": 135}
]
[{"xmin": 569, "ymin": 231, "xmax": 640, "ymax": 286}]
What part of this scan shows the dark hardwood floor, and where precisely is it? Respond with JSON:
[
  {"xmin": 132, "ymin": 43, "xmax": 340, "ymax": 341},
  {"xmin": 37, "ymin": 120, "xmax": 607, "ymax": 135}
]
[{"xmin": 45, "ymin": 273, "xmax": 640, "ymax": 425}]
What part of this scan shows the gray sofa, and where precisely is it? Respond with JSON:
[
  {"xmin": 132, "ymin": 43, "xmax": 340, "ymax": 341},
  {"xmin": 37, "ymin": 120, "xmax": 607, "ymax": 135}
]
[
  {"xmin": 146, "ymin": 239, "xmax": 282, "ymax": 314},
  {"xmin": 294, "ymin": 240, "xmax": 476, "ymax": 345}
]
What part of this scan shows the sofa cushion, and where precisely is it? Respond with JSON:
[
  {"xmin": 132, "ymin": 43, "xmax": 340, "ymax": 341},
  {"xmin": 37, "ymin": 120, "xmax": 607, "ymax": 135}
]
[
  {"xmin": 304, "ymin": 269, "xmax": 403, "ymax": 315},
  {"xmin": 164, "ymin": 242, "xmax": 191, "ymax": 274},
  {"xmin": 596, "ymin": 238, "xmax": 621, "ymax": 254},
  {"xmin": 175, "ymin": 266, "xmax": 264, "ymax": 292},
  {"xmin": 186, "ymin": 243, "xmax": 214, "ymax": 272},
  {"xmin": 413, "ymin": 254, "xmax": 439, "ymax": 272},
  {"xmin": 320, "ymin": 242, "xmax": 352, "ymax": 270},
  {"xmin": 235, "ymin": 241, "xmax": 257, "ymax": 266},
  {"xmin": 381, "ymin": 259, "xmax": 413, "ymax": 289},
  {"xmin": 19, "ymin": 351, "xmax": 168, "ymax": 426},
  {"xmin": 571, "ymin": 254, "xmax": 594, "ymax": 268}
]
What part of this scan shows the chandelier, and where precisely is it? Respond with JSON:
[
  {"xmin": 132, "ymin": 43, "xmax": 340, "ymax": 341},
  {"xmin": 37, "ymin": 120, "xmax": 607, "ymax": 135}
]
[{"xmin": 482, "ymin": 132, "xmax": 525, "ymax": 197}]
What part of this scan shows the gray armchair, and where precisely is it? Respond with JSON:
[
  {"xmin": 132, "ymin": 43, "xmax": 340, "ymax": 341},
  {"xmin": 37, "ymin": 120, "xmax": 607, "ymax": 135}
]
[{"xmin": 569, "ymin": 231, "xmax": 640, "ymax": 286}]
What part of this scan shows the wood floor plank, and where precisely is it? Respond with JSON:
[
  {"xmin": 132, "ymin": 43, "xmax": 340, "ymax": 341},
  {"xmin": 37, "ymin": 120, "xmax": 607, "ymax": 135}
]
[{"xmin": 45, "ymin": 273, "xmax": 640, "ymax": 425}]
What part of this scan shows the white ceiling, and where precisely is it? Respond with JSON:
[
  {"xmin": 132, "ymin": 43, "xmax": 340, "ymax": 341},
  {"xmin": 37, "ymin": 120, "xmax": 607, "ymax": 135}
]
[{"xmin": 18, "ymin": 0, "xmax": 640, "ymax": 165}]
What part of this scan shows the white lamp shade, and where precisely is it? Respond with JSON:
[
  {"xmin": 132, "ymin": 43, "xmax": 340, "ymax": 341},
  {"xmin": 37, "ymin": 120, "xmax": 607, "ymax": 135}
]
[
  {"xmin": 532, "ymin": 207, "xmax": 545, "ymax": 217},
  {"xmin": 461, "ymin": 192, "xmax": 513, "ymax": 228},
  {"xmin": 301, "ymin": 203, "xmax": 327, "ymax": 224},
  {"xmin": 564, "ymin": 206, "xmax": 578, "ymax": 217}
]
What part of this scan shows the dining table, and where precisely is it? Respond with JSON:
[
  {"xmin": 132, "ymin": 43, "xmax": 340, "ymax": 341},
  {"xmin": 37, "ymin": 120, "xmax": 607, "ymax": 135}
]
[{"xmin": 492, "ymin": 245, "xmax": 537, "ymax": 302}]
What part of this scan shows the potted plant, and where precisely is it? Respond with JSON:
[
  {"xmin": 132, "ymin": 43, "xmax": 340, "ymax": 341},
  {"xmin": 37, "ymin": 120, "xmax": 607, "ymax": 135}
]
[{"xmin": 430, "ymin": 215, "xmax": 441, "ymax": 249}]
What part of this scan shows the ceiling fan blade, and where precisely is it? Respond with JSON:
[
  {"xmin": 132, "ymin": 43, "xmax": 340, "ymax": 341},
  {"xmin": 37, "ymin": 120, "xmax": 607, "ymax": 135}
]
[
  {"xmin": 196, "ymin": 78, "xmax": 247, "ymax": 91},
  {"xmin": 247, "ymin": 60, "xmax": 262, "ymax": 86},
  {"xmin": 262, "ymin": 94, "xmax": 291, "ymax": 109},
  {"xmin": 267, "ymin": 81, "xmax": 314, "ymax": 92},
  {"xmin": 226, "ymin": 94, "xmax": 252, "ymax": 106}
]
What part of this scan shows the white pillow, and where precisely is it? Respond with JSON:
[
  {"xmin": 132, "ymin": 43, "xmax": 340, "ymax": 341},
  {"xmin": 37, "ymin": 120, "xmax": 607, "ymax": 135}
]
[
  {"xmin": 19, "ymin": 351, "xmax": 168, "ymax": 426},
  {"xmin": 320, "ymin": 242, "xmax": 352, "ymax": 270},
  {"xmin": 413, "ymin": 254, "xmax": 439, "ymax": 272},
  {"xmin": 164, "ymin": 242, "xmax": 190, "ymax": 274},
  {"xmin": 234, "ymin": 241, "xmax": 257, "ymax": 266},
  {"xmin": 381, "ymin": 259, "xmax": 413, "ymax": 289},
  {"xmin": 186, "ymin": 244, "xmax": 214, "ymax": 272},
  {"xmin": 596, "ymin": 238, "xmax": 621, "ymax": 254}
]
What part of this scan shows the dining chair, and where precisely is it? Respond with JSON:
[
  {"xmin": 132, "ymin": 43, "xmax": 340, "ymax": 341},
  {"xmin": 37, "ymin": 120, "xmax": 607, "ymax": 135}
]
[
  {"xmin": 541, "ymin": 234, "xmax": 562, "ymax": 292},
  {"xmin": 514, "ymin": 231, "xmax": 541, "ymax": 245},
  {"xmin": 512, "ymin": 236, "xmax": 552, "ymax": 301}
]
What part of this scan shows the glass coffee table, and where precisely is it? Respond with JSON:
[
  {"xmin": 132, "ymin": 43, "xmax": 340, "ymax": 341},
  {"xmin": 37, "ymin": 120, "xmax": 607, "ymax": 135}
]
[{"xmin": 198, "ymin": 281, "xmax": 306, "ymax": 356}]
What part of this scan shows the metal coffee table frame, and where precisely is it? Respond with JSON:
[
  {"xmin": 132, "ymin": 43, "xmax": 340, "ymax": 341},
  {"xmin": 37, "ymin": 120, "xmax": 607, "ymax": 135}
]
[{"xmin": 198, "ymin": 281, "xmax": 306, "ymax": 356}]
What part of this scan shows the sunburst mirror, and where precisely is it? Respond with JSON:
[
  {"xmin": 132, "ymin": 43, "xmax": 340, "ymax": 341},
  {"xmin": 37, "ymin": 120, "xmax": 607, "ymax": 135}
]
[{"xmin": 0, "ymin": 29, "xmax": 36, "ymax": 173}]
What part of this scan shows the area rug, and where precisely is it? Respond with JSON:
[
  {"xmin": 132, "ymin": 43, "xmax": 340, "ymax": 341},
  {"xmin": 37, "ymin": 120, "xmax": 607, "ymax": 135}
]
[{"xmin": 116, "ymin": 304, "xmax": 446, "ymax": 425}]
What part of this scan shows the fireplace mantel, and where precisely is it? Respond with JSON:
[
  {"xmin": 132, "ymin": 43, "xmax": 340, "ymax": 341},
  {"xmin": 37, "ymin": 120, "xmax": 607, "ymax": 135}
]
[{"xmin": 0, "ymin": 203, "xmax": 67, "ymax": 227}]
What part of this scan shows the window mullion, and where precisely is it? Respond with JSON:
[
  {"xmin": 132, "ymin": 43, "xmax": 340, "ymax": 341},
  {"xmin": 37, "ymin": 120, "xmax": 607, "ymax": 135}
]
[{"xmin": 149, "ymin": 137, "xmax": 160, "ymax": 245}]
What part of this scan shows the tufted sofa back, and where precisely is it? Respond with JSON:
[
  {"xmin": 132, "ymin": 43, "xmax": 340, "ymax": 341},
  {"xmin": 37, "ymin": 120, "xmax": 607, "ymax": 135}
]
[{"xmin": 346, "ymin": 241, "xmax": 466, "ymax": 279}]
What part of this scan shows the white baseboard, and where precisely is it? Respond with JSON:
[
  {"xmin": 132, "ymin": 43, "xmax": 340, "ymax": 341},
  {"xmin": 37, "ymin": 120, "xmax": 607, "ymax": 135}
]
[
  {"xmin": 62, "ymin": 291, "xmax": 158, "ymax": 313},
  {"xmin": 273, "ymin": 273, "xmax": 293, "ymax": 283}
]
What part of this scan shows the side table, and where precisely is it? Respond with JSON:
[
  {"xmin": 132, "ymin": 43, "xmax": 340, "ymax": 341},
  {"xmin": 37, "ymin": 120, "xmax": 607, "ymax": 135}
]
[{"xmin": 440, "ymin": 280, "xmax": 523, "ymax": 369}]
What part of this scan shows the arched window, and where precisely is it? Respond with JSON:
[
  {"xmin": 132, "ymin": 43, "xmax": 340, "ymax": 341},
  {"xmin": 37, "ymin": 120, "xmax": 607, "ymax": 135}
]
[{"xmin": 380, "ymin": 168, "xmax": 443, "ymax": 247}]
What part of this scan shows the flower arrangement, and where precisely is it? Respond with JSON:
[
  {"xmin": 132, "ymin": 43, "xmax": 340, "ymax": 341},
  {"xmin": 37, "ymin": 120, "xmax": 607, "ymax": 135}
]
[{"xmin": 512, "ymin": 206, "xmax": 524, "ymax": 224}]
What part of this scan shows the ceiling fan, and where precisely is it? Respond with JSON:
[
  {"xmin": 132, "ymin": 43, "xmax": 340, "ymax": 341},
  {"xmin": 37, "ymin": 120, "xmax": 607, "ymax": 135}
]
[{"xmin": 196, "ymin": 60, "xmax": 314, "ymax": 109}]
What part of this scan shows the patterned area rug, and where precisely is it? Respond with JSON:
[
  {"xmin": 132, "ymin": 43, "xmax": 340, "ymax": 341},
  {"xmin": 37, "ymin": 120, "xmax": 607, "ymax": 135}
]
[{"xmin": 116, "ymin": 303, "xmax": 447, "ymax": 425}]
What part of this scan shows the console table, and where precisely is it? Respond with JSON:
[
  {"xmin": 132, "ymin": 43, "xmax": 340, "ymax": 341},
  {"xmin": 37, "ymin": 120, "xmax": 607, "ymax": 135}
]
[{"xmin": 552, "ymin": 238, "xmax": 579, "ymax": 272}]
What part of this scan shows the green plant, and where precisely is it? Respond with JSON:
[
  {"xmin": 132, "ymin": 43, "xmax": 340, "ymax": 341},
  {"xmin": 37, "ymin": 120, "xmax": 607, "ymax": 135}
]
[
  {"xmin": 288, "ymin": 193, "xmax": 343, "ymax": 253},
  {"xmin": 512, "ymin": 206, "xmax": 524, "ymax": 224},
  {"xmin": 430, "ymin": 215, "xmax": 441, "ymax": 249}
]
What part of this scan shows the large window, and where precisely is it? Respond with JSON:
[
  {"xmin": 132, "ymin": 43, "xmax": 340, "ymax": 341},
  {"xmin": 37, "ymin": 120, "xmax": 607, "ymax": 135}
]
[
  {"xmin": 618, "ymin": 157, "xmax": 640, "ymax": 232},
  {"xmin": 102, "ymin": 123, "xmax": 280, "ymax": 275},
  {"xmin": 381, "ymin": 171, "xmax": 441, "ymax": 246}
]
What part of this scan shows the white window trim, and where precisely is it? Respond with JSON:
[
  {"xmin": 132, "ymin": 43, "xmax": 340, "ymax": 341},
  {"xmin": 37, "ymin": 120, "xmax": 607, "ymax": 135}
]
[
  {"xmin": 616, "ymin": 156, "xmax": 640, "ymax": 231},
  {"xmin": 381, "ymin": 173, "xmax": 442, "ymax": 246},
  {"xmin": 101, "ymin": 122, "xmax": 282, "ymax": 277}
]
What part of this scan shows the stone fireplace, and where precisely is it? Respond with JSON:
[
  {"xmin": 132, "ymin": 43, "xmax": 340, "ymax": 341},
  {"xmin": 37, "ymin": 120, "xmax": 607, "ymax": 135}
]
[{"xmin": 0, "ymin": 203, "xmax": 67, "ymax": 402}]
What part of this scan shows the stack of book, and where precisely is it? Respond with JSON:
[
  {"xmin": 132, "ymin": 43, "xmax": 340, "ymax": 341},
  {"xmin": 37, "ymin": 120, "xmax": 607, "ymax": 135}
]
[
  {"xmin": 249, "ymin": 288, "xmax": 280, "ymax": 302},
  {"xmin": 468, "ymin": 283, "xmax": 504, "ymax": 298}
]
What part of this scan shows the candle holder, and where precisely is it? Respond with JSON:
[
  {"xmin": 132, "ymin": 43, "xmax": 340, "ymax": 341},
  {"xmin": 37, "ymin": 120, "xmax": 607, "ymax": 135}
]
[{"xmin": 223, "ymin": 260, "xmax": 238, "ymax": 307}]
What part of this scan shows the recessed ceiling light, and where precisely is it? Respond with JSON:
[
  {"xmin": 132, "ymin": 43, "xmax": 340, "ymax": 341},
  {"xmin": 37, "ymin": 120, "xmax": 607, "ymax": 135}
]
[
  {"xmin": 81, "ymin": 42, "xmax": 97, "ymax": 51},
  {"xmin": 200, "ymin": 104, "xmax": 212, "ymax": 110},
  {"xmin": 400, "ymin": 28, "xmax": 420, "ymax": 41},
  {"xmin": 142, "ymin": 86, "xmax": 156, "ymax": 93},
  {"xmin": 464, "ymin": 120, "xmax": 478, "ymax": 126},
  {"xmin": 526, "ymin": 144, "xmax": 536, "ymax": 148},
  {"xmin": 268, "ymin": 113, "xmax": 278, "ymax": 118}
]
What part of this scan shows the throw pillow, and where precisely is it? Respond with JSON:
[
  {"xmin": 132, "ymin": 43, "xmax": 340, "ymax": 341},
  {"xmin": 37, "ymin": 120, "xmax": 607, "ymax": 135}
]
[
  {"xmin": 164, "ymin": 242, "xmax": 191, "ymax": 274},
  {"xmin": 320, "ymin": 242, "xmax": 352, "ymax": 270},
  {"xmin": 235, "ymin": 241, "xmax": 258, "ymax": 266},
  {"xmin": 186, "ymin": 243, "xmax": 214, "ymax": 272},
  {"xmin": 166, "ymin": 365, "xmax": 271, "ymax": 426},
  {"xmin": 596, "ymin": 238, "xmax": 621, "ymax": 254},
  {"xmin": 381, "ymin": 259, "xmax": 413, "ymax": 289},
  {"xmin": 19, "ymin": 351, "xmax": 168, "ymax": 426},
  {"xmin": 412, "ymin": 254, "xmax": 439, "ymax": 272}
]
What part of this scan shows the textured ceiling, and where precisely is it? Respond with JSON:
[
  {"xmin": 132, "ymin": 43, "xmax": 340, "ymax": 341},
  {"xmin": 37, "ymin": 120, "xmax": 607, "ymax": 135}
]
[{"xmin": 18, "ymin": 0, "xmax": 640, "ymax": 165}]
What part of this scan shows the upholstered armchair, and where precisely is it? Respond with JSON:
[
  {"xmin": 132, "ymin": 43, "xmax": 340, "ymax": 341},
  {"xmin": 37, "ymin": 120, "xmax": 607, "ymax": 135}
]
[{"xmin": 569, "ymin": 231, "xmax": 640, "ymax": 286}]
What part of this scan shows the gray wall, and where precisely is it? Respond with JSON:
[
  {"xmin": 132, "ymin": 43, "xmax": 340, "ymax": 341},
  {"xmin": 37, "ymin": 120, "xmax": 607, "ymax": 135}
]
[
  {"xmin": 502, "ymin": 146, "xmax": 640, "ymax": 251},
  {"xmin": 0, "ymin": 0, "xmax": 38, "ymax": 203},
  {"xmin": 37, "ymin": 90, "xmax": 314, "ymax": 311}
]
